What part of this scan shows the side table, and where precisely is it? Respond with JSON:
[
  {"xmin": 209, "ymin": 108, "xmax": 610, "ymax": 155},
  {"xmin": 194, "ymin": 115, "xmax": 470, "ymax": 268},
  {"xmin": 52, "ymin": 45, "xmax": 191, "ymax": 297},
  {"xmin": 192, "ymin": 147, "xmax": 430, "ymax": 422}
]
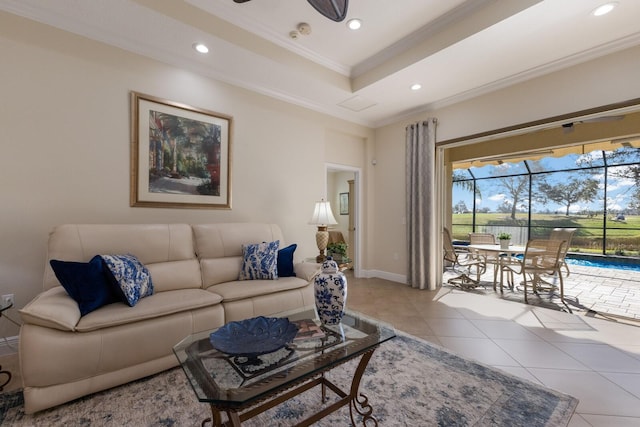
[{"xmin": 0, "ymin": 301, "xmax": 14, "ymax": 391}]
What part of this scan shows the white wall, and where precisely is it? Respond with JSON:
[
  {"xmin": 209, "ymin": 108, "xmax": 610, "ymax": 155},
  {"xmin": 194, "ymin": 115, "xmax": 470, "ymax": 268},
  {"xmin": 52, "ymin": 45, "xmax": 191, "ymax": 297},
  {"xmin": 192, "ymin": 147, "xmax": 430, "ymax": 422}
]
[
  {"xmin": 373, "ymin": 44, "xmax": 640, "ymax": 280},
  {"xmin": 0, "ymin": 12, "xmax": 373, "ymax": 338}
]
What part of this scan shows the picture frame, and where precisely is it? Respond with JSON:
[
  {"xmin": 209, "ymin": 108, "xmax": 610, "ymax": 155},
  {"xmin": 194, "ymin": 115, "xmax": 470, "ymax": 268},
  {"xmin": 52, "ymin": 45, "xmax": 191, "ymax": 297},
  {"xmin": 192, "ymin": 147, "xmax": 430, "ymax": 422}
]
[
  {"xmin": 339, "ymin": 192, "xmax": 349, "ymax": 215},
  {"xmin": 130, "ymin": 91, "xmax": 232, "ymax": 209}
]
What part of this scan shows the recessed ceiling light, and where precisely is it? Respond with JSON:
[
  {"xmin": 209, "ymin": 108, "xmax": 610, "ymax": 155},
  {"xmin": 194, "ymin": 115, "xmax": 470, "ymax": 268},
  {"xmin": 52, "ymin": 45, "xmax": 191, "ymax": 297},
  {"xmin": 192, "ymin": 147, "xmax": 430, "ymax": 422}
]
[
  {"xmin": 592, "ymin": 2, "xmax": 618, "ymax": 16},
  {"xmin": 347, "ymin": 19, "xmax": 362, "ymax": 30},
  {"xmin": 193, "ymin": 43, "xmax": 209, "ymax": 54},
  {"xmin": 411, "ymin": 83, "xmax": 422, "ymax": 91}
]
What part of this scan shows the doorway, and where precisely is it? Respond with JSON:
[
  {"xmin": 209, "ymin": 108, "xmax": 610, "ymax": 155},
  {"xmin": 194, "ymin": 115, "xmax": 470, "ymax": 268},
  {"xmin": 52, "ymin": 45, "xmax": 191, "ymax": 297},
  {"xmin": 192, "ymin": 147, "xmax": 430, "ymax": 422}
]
[{"xmin": 326, "ymin": 163, "xmax": 361, "ymax": 277}]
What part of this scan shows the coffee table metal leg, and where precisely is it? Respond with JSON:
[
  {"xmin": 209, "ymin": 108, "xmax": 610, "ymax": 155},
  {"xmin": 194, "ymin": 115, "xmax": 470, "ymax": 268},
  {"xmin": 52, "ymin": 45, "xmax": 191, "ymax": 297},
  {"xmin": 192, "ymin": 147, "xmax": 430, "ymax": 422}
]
[
  {"xmin": 203, "ymin": 405, "xmax": 241, "ymax": 427},
  {"xmin": 0, "ymin": 366, "xmax": 11, "ymax": 392},
  {"xmin": 201, "ymin": 348, "xmax": 381, "ymax": 427},
  {"xmin": 348, "ymin": 350, "xmax": 378, "ymax": 426},
  {"xmin": 226, "ymin": 410, "xmax": 241, "ymax": 426},
  {"xmin": 321, "ymin": 372, "xmax": 327, "ymax": 402}
]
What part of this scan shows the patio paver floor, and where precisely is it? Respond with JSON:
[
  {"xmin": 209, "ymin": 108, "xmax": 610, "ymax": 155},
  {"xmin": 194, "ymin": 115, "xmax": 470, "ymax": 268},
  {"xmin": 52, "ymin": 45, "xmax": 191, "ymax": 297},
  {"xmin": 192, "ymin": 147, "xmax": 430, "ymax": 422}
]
[{"xmin": 444, "ymin": 262, "xmax": 640, "ymax": 324}]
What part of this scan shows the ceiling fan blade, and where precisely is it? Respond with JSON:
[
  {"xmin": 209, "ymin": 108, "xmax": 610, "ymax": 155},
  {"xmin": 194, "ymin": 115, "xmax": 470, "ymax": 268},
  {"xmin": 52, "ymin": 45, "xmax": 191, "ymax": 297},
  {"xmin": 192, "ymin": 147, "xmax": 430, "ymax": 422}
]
[
  {"xmin": 307, "ymin": 0, "xmax": 348, "ymax": 22},
  {"xmin": 233, "ymin": 0, "xmax": 251, "ymax": 3}
]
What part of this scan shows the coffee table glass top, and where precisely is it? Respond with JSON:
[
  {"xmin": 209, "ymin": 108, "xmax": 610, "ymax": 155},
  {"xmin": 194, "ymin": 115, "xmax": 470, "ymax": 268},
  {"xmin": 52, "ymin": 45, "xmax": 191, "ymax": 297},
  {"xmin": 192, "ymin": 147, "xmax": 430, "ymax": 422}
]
[{"xmin": 173, "ymin": 306, "xmax": 395, "ymax": 408}]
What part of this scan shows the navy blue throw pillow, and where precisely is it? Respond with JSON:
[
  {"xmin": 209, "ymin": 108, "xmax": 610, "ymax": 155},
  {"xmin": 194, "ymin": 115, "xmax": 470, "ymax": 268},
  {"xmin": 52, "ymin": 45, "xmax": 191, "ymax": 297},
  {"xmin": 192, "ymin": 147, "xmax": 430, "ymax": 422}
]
[
  {"xmin": 50, "ymin": 255, "xmax": 119, "ymax": 316},
  {"xmin": 277, "ymin": 244, "xmax": 297, "ymax": 277}
]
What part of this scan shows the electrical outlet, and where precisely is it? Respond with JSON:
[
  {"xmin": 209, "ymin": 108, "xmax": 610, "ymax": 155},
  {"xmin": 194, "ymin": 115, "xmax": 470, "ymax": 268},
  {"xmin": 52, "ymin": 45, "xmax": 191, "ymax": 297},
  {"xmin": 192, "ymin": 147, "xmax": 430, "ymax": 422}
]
[{"xmin": 1, "ymin": 294, "xmax": 14, "ymax": 307}]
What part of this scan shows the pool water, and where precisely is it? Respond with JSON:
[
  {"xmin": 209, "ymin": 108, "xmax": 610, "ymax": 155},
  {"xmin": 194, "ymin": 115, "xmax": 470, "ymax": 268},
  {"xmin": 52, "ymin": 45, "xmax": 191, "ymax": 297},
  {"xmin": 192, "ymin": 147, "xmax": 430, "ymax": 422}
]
[{"xmin": 565, "ymin": 257, "xmax": 640, "ymax": 271}]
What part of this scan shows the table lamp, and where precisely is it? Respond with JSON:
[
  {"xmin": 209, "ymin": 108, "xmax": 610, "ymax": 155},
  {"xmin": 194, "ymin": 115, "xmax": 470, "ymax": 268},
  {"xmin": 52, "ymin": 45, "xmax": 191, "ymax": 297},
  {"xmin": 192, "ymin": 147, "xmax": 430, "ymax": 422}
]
[{"xmin": 309, "ymin": 199, "xmax": 338, "ymax": 262}]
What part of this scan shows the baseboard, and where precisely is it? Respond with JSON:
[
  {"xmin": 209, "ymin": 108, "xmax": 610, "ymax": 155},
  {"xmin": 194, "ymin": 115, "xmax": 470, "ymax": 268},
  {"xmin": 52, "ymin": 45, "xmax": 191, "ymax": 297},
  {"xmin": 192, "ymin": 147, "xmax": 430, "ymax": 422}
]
[
  {"xmin": 361, "ymin": 269, "xmax": 407, "ymax": 284},
  {"xmin": 0, "ymin": 335, "xmax": 19, "ymax": 356}
]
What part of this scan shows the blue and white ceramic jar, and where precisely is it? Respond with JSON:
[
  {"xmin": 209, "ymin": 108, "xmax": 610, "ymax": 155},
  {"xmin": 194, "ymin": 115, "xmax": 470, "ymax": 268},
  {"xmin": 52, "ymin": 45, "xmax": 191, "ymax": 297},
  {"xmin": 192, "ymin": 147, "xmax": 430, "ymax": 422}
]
[{"xmin": 314, "ymin": 257, "xmax": 347, "ymax": 325}]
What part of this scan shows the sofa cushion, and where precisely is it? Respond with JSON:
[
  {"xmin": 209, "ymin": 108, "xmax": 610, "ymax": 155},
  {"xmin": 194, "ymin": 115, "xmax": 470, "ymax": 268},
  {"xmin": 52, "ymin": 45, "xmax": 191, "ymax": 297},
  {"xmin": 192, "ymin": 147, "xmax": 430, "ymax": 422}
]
[
  {"xmin": 193, "ymin": 223, "xmax": 288, "ymax": 287},
  {"xmin": 238, "ymin": 240, "xmax": 279, "ymax": 280},
  {"xmin": 145, "ymin": 259, "xmax": 203, "ymax": 292},
  {"xmin": 200, "ymin": 257, "xmax": 243, "ymax": 288},
  {"xmin": 44, "ymin": 224, "xmax": 196, "ymax": 291},
  {"xmin": 75, "ymin": 289, "xmax": 223, "ymax": 332},
  {"xmin": 206, "ymin": 276, "xmax": 308, "ymax": 302},
  {"xmin": 19, "ymin": 287, "xmax": 82, "ymax": 331},
  {"xmin": 49, "ymin": 256, "xmax": 120, "ymax": 316},
  {"xmin": 101, "ymin": 254, "xmax": 153, "ymax": 306},
  {"xmin": 277, "ymin": 244, "xmax": 297, "ymax": 277},
  {"xmin": 192, "ymin": 223, "xmax": 285, "ymax": 258}
]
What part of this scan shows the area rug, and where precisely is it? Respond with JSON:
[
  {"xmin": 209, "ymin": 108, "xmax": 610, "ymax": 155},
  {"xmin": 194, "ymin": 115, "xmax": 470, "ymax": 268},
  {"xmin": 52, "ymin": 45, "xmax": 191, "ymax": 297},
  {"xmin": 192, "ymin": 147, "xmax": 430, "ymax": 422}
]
[{"xmin": 0, "ymin": 332, "xmax": 577, "ymax": 426}]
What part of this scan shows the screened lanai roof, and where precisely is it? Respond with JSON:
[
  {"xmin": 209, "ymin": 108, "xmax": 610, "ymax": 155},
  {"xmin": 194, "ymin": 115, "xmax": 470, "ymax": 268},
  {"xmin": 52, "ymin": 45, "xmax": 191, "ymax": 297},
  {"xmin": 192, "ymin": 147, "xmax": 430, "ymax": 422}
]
[{"xmin": 452, "ymin": 137, "xmax": 640, "ymax": 175}]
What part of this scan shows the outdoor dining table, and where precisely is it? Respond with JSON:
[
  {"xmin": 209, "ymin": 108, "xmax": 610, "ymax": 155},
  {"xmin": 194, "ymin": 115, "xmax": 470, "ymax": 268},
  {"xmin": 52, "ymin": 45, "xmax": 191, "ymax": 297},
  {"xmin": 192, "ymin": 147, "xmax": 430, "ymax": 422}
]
[{"xmin": 467, "ymin": 244, "xmax": 527, "ymax": 290}]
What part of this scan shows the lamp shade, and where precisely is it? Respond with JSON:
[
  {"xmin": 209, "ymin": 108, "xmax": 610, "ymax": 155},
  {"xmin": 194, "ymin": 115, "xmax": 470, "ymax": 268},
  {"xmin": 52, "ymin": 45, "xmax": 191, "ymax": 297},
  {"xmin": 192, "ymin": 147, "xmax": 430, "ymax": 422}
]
[{"xmin": 309, "ymin": 200, "xmax": 338, "ymax": 226}]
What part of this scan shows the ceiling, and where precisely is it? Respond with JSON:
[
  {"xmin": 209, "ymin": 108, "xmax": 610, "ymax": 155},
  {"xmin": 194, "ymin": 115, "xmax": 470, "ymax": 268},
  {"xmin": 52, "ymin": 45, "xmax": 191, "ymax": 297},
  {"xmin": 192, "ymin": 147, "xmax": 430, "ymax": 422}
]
[{"xmin": 2, "ymin": 0, "xmax": 640, "ymax": 127}]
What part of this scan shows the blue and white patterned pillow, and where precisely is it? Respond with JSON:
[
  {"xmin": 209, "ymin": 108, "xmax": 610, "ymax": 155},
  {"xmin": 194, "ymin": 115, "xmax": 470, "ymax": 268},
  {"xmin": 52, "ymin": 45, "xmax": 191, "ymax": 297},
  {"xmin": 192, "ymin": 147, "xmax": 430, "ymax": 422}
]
[
  {"xmin": 101, "ymin": 254, "xmax": 153, "ymax": 307},
  {"xmin": 238, "ymin": 240, "xmax": 279, "ymax": 280}
]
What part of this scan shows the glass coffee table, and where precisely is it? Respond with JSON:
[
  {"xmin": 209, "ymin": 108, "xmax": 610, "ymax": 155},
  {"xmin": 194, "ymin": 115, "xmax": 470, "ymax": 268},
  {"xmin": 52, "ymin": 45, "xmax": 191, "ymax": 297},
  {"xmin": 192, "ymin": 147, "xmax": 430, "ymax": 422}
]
[{"xmin": 173, "ymin": 306, "xmax": 395, "ymax": 426}]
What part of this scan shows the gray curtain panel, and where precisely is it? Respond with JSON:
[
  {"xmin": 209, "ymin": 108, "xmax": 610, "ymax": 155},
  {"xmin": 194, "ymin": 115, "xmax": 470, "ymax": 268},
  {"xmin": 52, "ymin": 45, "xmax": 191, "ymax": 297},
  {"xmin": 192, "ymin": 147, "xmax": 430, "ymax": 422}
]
[{"xmin": 405, "ymin": 119, "xmax": 438, "ymax": 290}]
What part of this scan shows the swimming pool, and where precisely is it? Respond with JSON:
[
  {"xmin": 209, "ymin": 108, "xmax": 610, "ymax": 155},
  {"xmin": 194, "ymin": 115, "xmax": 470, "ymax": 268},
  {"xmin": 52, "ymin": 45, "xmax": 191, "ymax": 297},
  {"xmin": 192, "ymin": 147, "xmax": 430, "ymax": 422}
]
[{"xmin": 566, "ymin": 255, "xmax": 640, "ymax": 271}]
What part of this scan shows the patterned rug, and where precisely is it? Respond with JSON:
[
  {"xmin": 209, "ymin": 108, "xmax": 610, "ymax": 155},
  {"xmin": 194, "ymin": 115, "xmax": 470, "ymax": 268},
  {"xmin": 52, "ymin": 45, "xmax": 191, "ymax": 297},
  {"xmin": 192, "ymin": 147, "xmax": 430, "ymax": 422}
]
[{"xmin": 0, "ymin": 332, "xmax": 577, "ymax": 426}]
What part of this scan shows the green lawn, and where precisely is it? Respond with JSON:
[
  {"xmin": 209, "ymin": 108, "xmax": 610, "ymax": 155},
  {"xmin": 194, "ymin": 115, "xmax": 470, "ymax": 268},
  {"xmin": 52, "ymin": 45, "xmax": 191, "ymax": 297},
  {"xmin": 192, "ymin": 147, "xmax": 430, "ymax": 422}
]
[{"xmin": 451, "ymin": 213, "xmax": 640, "ymax": 256}]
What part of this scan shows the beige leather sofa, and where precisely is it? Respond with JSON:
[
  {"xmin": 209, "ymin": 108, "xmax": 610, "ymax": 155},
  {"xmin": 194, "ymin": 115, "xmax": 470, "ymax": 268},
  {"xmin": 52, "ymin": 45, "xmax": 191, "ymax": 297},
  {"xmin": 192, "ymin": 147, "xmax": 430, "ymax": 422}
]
[{"xmin": 19, "ymin": 223, "xmax": 316, "ymax": 414}]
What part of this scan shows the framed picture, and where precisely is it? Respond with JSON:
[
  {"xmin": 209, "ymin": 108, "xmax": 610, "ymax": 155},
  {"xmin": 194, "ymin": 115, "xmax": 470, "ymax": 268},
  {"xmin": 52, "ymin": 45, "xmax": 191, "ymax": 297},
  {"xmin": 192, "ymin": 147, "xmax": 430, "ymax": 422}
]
[
  {"xmin": 339, "ymin": 192, "xmax": 349, "ymax": 215},
  {"xmin": 130, "ymin": 91, "xmax": 232, "ymax": 209}
]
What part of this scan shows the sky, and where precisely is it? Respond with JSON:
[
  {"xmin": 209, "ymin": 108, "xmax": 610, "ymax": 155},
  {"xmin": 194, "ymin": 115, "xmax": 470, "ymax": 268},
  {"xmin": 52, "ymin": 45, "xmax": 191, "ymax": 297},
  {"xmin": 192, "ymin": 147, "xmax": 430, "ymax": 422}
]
[{"xmin": 452, "ymin": 149, "xmax": 638, "ymax": 215}]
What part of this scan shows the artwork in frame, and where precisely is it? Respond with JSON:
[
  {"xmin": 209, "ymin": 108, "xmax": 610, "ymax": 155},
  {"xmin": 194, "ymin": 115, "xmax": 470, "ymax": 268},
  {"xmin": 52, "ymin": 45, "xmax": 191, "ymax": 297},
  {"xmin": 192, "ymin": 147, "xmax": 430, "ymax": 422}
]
[
  {"xmin": 130, "ymin": 91, "xmax": 232, "ymax": 209},
  {"xmin": 339, "ymin": 192, "xmax": 349, "ymax": 215}
]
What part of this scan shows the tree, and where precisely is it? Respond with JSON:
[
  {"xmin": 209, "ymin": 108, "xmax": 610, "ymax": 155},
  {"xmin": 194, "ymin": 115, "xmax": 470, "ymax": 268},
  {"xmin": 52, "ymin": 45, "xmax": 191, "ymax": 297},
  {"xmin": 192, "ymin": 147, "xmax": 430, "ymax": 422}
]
[
  {"xmin": 497, "ymin": 200, "xmax": 513, "ymax": 214},
  {"xmin": 498, "ymin": 176, "xmax": 528, "ymax": 220},
  {"xmin": 453, "ymin": 200, "xmax": 468, "ymax": 213},
  {"xmin": 453, "ymin": 170, "xmax": 482, "ymax": 200},
  {"xmin": 578, "ymin": 148, "xmax": 640, "ymax": 214},
  {"xmin": 493, "ymin": 161, "xmax": 543, "ymax": 221},
  {"xmin": 537, "ymin": 177, "xmax": 599, "ymax": 216}
]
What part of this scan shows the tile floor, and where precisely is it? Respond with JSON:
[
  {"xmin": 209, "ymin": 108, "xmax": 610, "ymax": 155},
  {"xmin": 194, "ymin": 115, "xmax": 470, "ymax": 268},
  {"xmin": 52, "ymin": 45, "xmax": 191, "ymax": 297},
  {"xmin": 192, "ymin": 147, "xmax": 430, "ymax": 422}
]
[{"xmin": 346, "ymin": 272, "xmax": 640, "ymax": 427}]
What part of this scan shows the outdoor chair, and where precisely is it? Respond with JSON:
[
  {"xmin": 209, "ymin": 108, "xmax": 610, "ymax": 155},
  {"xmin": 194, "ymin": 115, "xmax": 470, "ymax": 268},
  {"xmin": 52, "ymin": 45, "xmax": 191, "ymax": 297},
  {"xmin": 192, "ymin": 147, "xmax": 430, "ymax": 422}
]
[
  {"xmin": 469, "ymin": 232, "xmax": 499, "ymax": 284},
  {"xmin": 468, "ymin": 232, "xmax": 497, "ymax": 245},
  {"xmin": 443, "ymin": 228, "xmax": 486, "ymax": 288},
  {"xmin": 499, "ymin": 239, "xmax": 567, "ymax": 304},
  {"xmin": 549, "ymin": 228, "xmax": 576, "ymax": 277}
]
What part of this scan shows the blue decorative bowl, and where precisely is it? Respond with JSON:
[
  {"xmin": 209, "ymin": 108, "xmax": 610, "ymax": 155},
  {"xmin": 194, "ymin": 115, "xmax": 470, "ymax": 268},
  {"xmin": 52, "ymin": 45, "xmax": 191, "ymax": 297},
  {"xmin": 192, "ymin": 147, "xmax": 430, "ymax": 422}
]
[{"xmin": 209, "ymin": 316, "xmax": 299, "ymax": 357}]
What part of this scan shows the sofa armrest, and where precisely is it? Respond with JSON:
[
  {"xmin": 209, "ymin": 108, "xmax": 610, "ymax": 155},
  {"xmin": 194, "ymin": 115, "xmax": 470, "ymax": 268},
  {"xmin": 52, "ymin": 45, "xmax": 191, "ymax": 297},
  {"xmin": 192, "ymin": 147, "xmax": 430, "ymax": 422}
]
[
  {"xmin": 293, "ymin": 261, "xmax": 320, "ymax": 282},
  {"xmin": 20, "ymin": 287, "xmax": 81, "ymax": 331}
]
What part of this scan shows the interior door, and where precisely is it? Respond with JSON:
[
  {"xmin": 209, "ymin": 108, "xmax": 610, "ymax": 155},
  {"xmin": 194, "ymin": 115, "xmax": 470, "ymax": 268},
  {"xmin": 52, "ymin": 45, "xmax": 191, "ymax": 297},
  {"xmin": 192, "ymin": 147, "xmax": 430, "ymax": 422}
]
[{"xmin": 347, "ymin": 179, "xmax": 355, "ymax": 262}]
